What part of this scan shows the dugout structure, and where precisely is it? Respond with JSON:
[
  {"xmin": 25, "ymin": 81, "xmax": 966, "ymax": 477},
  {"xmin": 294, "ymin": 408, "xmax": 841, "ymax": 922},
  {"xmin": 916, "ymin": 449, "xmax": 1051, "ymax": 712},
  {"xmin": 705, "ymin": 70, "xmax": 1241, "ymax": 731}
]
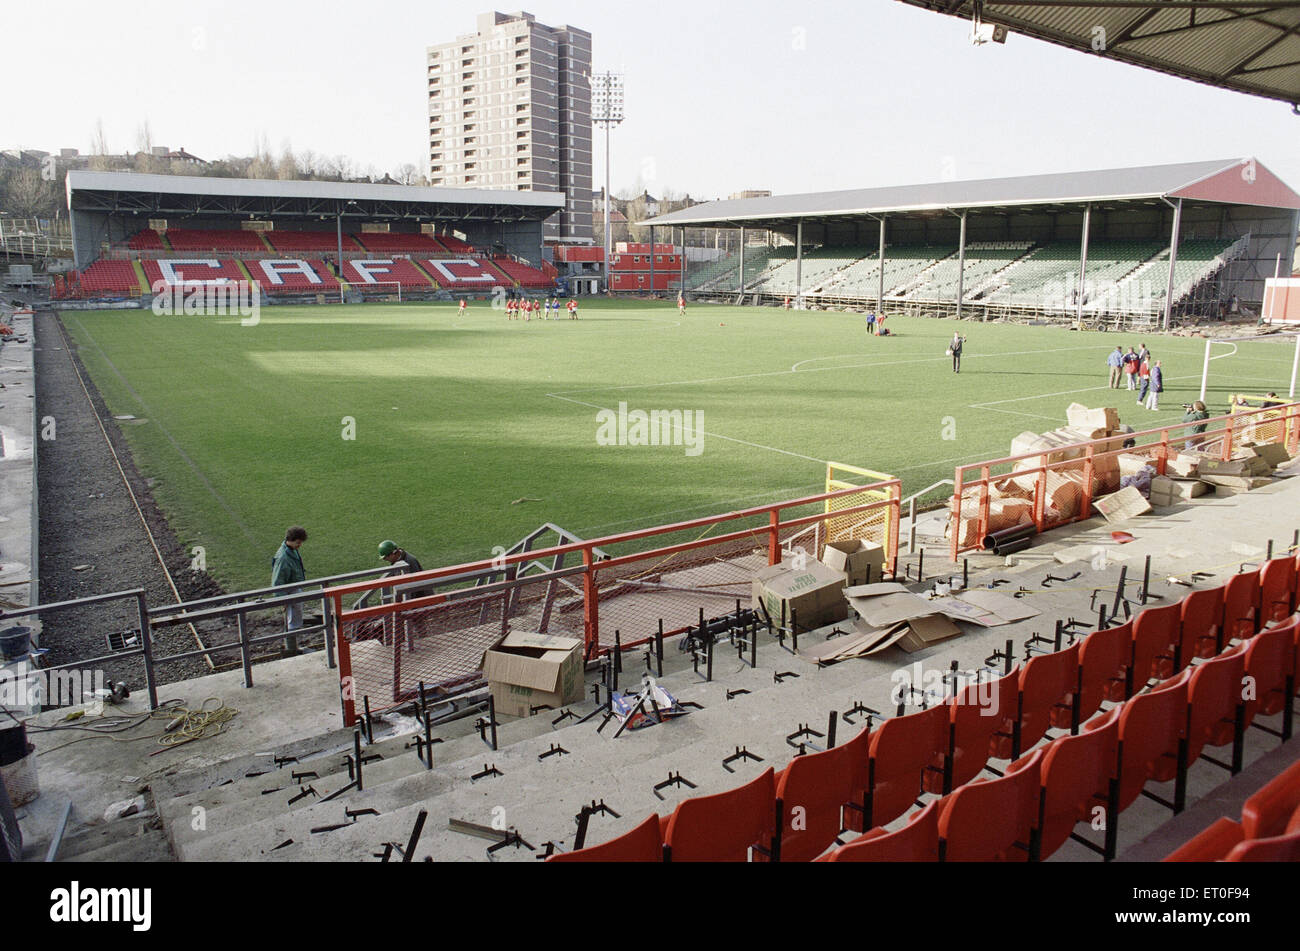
[{"xmin": 646, "ymin": 159, "xmax": 1300, "ymax": 329}]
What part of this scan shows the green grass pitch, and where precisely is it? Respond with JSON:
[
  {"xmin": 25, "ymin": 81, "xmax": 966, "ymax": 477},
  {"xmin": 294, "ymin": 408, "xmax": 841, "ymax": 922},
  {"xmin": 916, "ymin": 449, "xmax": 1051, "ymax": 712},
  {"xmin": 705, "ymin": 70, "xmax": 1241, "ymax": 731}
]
[{"xmin": 60, "ymin": 299, "xmax": 1296, "ymax": 592}]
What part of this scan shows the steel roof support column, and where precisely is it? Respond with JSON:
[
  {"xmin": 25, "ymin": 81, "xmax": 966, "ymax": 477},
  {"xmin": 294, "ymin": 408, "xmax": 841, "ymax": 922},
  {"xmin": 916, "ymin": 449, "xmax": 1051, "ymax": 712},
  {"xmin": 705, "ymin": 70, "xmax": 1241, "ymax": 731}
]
[
  {"xmin": 795, "ymin": 220, "xmax": 804, "ymax": 308},
  {"xmin": 1076, "ymin": 203, "xmax": 1092, "ymax": 329},
  {"xmin": 678, "ymin": 227, "xmax": 685, "ymax": 292},
  {"xmin": 878, "ymin": 215, "xmax": 887, "ymax": 315},
  {"xmin": 1163, "ymin": 198, "xmax": 1183, "ymax": 331},
  {"xmin": 337, "ymin": 211, "xmax": 344, "ymax": 304},
  {"xmin": 956, "ymin": 210, "xmax": 967, "ymax": 320},
  {"xmin": 650, "ymin": 225, "xmax": 656, "ymax": 296},
  {"xmin": 738, "ymin": 226, "xmax": 746, "ymax": 296}
]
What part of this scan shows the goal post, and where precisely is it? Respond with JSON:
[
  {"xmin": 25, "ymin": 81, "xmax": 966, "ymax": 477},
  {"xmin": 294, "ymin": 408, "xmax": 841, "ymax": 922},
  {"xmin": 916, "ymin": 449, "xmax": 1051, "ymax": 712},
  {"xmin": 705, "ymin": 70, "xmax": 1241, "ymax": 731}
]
[
  {"xmin": 344, "ymin": 280, "xmax": 403, "ymax": 302},
  {"xmin": 1197, "ymin": 332, "xmax": 1300, "ymax": 404}
]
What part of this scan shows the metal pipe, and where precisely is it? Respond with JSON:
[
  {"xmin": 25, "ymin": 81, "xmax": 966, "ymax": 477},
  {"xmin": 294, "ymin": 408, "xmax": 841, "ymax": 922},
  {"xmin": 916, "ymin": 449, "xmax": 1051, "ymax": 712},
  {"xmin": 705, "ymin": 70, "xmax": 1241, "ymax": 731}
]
[
  {"xmin": 738, "ymin": 226, "xmax": 746, "ymax": 295},
  {"xmin": 795, "ymin": 220, "xmax": 803, "ymax": 308},
  {"xmin": 878, "ymin": 215, "xmax": 886, "ymax": 314},
  {"xmin": 956, "ymin": 210, "xmax": 967, "ymax": 320},
  {"xmin": 136, "ymin": 592, "xmax": 158, "ymax": 710},
  {"xmin": 982, "ymin": 523, "xmax": 1036, "ymax": 551}
]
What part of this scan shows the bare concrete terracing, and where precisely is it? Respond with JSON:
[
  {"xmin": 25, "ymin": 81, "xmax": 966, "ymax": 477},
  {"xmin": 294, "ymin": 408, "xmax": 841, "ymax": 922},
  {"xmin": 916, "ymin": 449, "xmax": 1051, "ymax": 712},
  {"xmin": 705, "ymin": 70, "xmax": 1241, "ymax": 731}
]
[
  {"xmin": 0, "ymin": 304, "xmax": 38, "ymax": 628},
  {"xmin": 12, "ymin": 461, "xmax": 1300, "ymax": 862}
]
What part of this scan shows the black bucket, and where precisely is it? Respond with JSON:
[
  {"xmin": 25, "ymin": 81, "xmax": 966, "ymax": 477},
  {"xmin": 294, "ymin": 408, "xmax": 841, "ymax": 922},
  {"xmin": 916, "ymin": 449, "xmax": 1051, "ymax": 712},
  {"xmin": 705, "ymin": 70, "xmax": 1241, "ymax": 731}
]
[
  {"xmin": 0, "ymin": 626, "xmax": 31, "ymax": 661},
  {"xmin": 0, "ymin": 722, "xmax": 26, "ymax": 767}
]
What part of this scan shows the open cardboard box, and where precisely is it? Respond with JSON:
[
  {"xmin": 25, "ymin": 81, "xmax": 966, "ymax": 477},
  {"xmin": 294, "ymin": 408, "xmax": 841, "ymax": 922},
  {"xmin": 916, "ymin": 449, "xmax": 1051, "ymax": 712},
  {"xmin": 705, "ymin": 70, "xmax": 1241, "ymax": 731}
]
[
  {"xmin": 481, "ymin": 630, "xmax": 585, "ymax": 719},
  {"xmin": 821, "ymin": 539, "xmax": 886, "ymax": 587},
  {"xmin": 753, "ymin": 556, "xmax": 847, "ymax": 632}
]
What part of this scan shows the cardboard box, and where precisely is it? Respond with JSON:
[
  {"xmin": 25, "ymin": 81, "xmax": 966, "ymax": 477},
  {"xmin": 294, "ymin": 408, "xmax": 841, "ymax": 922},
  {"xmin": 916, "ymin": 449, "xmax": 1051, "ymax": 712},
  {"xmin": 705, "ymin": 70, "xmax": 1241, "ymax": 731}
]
[
  {"xmin": 1092, "ymin": 485, "xmax": 1152, "ymax": 522},
  {"xmin": 896, "ymin": 613, "xmax": 963, "ymax": 653},
  {"xmin": 481, "ymin": 631, "xmax": 585, "ymax": 719},
  {"xmin": 1067, "ymin": 403, "xmax": 1121, "ymax": 432},
  {"xmin": 1117, "ymin": 453, "xmax": 1156, "ymax": 478},
  {"xmin": 753, "ymin": 557, "xmax": 847, "ymax": 631},
  {"xmin": 822, "ymin": 539, "xmax": 886, "ymax": 587},
  {"xmin": 1165, "ymin": 454, "xmax": 1200, "ymax": 479},
  {"xmin": 1248, "ymin": 443, "xmax": 1291, "ymax": 468}
]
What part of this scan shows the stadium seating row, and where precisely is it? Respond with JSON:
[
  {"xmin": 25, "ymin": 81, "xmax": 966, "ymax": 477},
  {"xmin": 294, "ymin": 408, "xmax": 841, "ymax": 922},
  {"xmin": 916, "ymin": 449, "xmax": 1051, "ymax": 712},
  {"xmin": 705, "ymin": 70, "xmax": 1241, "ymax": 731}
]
[
  {"xmin": 64, "ymin": 254, "xmax": 553, "ymax": 298},
  {"xmin": 123, "ymin": 229, "xmax": 487, "ymax": 257},
  {"xmin": 550, "ymin": 554, "xmax": 1300, "ymax": 862},
  {"xmin": 1163, "ymin": 758, "xmax": 1300, "ymax": 861}
]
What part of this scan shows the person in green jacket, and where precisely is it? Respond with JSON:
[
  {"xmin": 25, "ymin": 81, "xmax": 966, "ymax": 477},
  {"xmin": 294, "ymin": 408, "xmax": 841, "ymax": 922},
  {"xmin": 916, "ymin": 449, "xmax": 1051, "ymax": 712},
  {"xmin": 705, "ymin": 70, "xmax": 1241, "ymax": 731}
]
[
  {"xmin": 1182, "ymin": 400, "xmax": 1210, "ymax": 450},
  {"xmin": 271, "ymin": 526, "xmax": 308, "ymax": 631}
]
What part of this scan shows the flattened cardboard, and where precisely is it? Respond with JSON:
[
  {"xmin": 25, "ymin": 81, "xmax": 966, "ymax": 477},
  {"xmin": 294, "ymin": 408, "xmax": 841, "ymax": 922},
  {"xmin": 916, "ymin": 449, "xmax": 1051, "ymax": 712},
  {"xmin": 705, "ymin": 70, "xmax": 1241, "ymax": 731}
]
[
  {"xmin": 896, "ymin": 613, "xmax": 964, "ymax": 653},
  {"xmin": 952, "ymin": 588, "xmax": 1041, "ymax": 623},
  {"xmin": 1092, "ymin": 485, "xmax": 1152, "ymax": 522},
  {"xmin": 847, "ymin": 590, "xmax": 940, "ymax": 629}
]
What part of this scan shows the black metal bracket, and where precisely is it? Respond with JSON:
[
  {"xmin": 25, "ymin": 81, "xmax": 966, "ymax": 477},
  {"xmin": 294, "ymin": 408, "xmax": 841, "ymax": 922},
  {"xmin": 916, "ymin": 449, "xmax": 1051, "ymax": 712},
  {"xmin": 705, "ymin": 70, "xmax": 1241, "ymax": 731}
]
[
  {"xmin": 538, "ymin": 743, "xmax": 569, "ymax": 761},
  {"xmin": 271, "ymin": 838, "xmax": 294, "ymax": 851},
  {"xmin": 1013, "ymin": 586, "xmax": 1033, "ymax": 599},
  {"xmin": 487, "ymin": 830, "xmax": 535, "ymax": 858},
  {"xmin": 726, "ymin": 688, "xmax": 751, "ymax": 701},
  {"xmin": 471, "ymin": 763, "xmax": 503, "ymax": 782},
  {"xmin": 319, "ymin": 780, "xmax": 357, "ymax": 803},
  {"xmin": 786, "ymin": 722, "xmax": 825, "ymax": 750},
  {"xmin": 1041, "ymin": 572, "xmax": 1081, "ymax": 587},
  {"xmin": 291, "ymin": 770, "xmax": 318, "ymax": 784},
  {"xmin": 842, "ymin": 700, "xmax": 879, "ymax": 725},
  {"xmin": 722, "ymin": 746, "xmax": 764, "ymax": 773},
  {"xmin": 529, "ymin": 703, "xmax": 555, "ymax": 716},
  {"xmin": 273, "ymin": 755, "xmax": 298, "ymax": 769},
  {"xmin": 287, "ymin": 785, "xmax": 318, "ymax": 806},
  {"xmin": 773, "ymin": 670, "xmax": 799, "ymax": 684},
  {"xmin": 551, "ymin": 707, "xmax": 577, "ymax": 727},
  {"xmin": 679, "ymin": 701, "xmax": 704, "ymax": 711},
  {"xmin": 986, "ymin": 578, "xmax": 1010, "ymax": 588},
  {"xmin": 653, "ymin": 771, "xmax": 697, "ymax": 800},
  {"xmin": 476, "ymin": 694, "xmax": 500, "ymax": 750},
  {"xmin": 985, "ymin": 638, "xmax": 1015, "ymax": 676}
]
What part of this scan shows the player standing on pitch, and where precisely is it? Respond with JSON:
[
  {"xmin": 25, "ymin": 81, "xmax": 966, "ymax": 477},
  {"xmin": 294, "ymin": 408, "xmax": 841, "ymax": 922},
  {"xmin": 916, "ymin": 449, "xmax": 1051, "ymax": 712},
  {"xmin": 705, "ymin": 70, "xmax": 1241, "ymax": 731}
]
[
  {"xmin": 678, "ymin": 292, "xmax": 686, "ymax": 316},
  {"xmin": 458, "ymin": 298, "xmax": 467, "ymax": 317},
  {"xmin": 568, "ymin": 298, "xmax": 578, "ymax": 320}
]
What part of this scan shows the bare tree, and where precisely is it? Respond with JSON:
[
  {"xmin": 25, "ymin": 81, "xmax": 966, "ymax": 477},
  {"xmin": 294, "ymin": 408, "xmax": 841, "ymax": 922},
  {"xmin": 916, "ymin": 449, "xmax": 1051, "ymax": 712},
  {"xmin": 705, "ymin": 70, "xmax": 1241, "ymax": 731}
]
[
  {"xmin": 277, "ymin": 146, "xmax": 299, "ymax": 180},
  {"xmin": 3, "ymin": 168, "xmax": 63, "ymax": 218},
  {"xmin": 395, "ymin": 162, "xmax": 420, "ymax": 186}
]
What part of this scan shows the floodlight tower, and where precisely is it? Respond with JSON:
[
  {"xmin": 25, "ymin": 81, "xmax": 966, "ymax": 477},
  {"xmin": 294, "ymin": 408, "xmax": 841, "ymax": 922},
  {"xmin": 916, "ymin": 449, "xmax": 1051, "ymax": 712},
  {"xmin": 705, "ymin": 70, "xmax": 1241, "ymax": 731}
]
[{"xmin": 590, "ymin": 71, "xmax": 625, "ymax": 294}]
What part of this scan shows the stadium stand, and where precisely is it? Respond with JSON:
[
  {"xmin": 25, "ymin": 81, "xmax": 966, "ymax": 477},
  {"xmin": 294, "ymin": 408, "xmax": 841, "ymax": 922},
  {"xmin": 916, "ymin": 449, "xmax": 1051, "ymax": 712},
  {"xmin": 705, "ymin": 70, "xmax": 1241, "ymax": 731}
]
[
  {"xmin": 682, "ymin": 245, "xmax": 788, "ymax": 293},
  {"xmin": 336, "ymin": 258, "xmax": 436, "ymax": 289},
  {"xmin": 491, "ymin": 255, "xmax": 553, "ymax": 288},
  {"xmin": 141, "ymin": 259, "xmax": 249, "ymax": 286},
  {"xmin": 264, "ymin": 231, "xmax": 359, "ymax": 253},
  {"xmin": 163, "ymin": 229, "xmax": 268, "ymax": 252},
  {"xmin": 903, "ymin": 242, "xmax": 1032, "ymax": 301},
  {"xmin": 127, "ymin": 229, "xmax": 166, "ymax": 251},
  {"xmin": 243, "ymin": 258, "xmax": 339, "ymax": 294},
  {"xmin": 73, "ymin": 259, "xmax": 145, "ymax": 297},
  {"xmin": 435, "ymin": 234, "xmax": 475, "ymax": 254},
  {"xmin": 745, "ymin": 246, "xmax": 872, "ymax": 296},
  {"xmin": 353, "ymin": 232, "xmax": 445, "ymax": 254},
  {"xmin": 818, "ymin": 246, "xmax": 953, "ymax": 300},
  {"xmin": 549, "ymin": 553, "xmax": 1300, "ymax": 862}
]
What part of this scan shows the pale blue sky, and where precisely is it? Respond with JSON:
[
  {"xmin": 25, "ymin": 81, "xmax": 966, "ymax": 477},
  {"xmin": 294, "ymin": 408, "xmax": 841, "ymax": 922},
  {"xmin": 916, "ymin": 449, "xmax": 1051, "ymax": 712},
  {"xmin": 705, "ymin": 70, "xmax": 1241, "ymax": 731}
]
[{"xmin": 7, "ymin": 0, "xmax": 1299, "ymax": 198}]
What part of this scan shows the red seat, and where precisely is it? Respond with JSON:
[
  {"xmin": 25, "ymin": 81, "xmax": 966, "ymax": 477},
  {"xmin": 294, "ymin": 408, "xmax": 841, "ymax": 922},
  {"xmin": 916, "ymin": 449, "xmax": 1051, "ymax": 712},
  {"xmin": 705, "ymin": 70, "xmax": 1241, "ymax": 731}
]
[
  {"xmin": 1106, "ymin": 669, "xmax": 1190, "ymax": 813},
  {"xmin": 937, "ymin": 748, "xmax": 1043, "ymax": 862},
  {"xmin": 1242, "ymin": 619, "xmax": 1297, "ymax": 732},
  {"xmin": 1223, "ymin": 569, "xmax": 1261, "ymax": 641},
  {"xmin": 1182, "ymin": 585, "xmax": 1226, "ymax": 661},
  {"xmin": 925, "ymin": 668, "xmax": 1018, "ymax": 794},
  {"xmin": 857, "ymin": 704, "xmax": 948, "ymax": 830},
  {"xmin": 546, "ymin": 813, "xmax": 662, "ymax": 862},
  {"xmin": 1241, "ymin": 759, "xmax": 1300, "ymax": 840},
  {"xmin": 994, "ymin": 642, "xmax": 1080, "ymax": 759},
  {"xmin": 1162, "ymin": 817, "xmax": 1245, "ymax": 862},
  {"xmin": 1099, "ymin": 620, "xmax": 1134, "ymax": 703},
  {"xmin": 820, "ymin": 800, "xmax": 940, "ymax": 862},
  {"xmin": 1016, "ymin": 706, "xmax": 1120, "ymax": 860},
  {"xmin": 1061, "ymin": 623, "xmax": 1128, "ymax": 729},
  {"xmin": 1259, "ymin": 556, "xmax": 1298, "ymax": 625},
  {"xmin": 1132, "ymin": 603, "xmax": 1181, "ymax": 690},
  {"xmin": 1224, "ymin": 830, "xmax": 1300, "ymax": 861},
  {"xmin": 663, "ymin": 767, "xmax": 777, "ymax": 862},
  {"xmin": 1184, "ymin": 644, "xmax": 1247, "ymax": 771},
  {"xmin": 774, "ymin": 724, "xmax": 871, "ymax": 862}
]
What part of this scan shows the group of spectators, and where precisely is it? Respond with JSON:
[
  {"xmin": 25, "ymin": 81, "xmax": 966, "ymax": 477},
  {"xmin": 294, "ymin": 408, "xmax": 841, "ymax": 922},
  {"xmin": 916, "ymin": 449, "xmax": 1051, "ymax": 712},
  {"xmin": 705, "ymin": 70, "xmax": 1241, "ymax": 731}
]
[{"xmin": 1106, "ymin": 343, "xmax": 1164, "ymax": 410}]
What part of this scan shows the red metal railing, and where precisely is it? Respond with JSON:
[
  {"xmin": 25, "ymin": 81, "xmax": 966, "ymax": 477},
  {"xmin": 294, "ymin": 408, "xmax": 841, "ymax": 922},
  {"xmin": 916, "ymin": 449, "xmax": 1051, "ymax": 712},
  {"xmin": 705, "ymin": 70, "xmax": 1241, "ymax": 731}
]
[
  {"xmin": 950, "ymin": 402, "xmax": 1300, "ymax": 560},
  {"xmin": 325, "ymin": 479, "xmax": 900, "ymax": 725}
]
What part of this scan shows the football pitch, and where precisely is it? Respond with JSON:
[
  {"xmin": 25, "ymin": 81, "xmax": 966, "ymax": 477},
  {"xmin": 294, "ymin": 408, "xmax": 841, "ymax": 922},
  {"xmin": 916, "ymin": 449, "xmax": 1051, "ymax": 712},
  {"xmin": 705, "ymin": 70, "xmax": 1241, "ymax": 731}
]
[{"xmin": 59, "ymin": 299, "xmax": 1297, "ymax": 593}]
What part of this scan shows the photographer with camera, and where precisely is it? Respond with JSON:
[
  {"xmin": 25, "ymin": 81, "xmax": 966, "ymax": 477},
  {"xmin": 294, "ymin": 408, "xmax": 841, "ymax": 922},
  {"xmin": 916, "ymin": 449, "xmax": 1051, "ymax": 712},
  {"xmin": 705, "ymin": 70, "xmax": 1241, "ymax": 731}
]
[{"xmin": 1181, "ymin": 400, "xmax": 1210, "ymax": 450}]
